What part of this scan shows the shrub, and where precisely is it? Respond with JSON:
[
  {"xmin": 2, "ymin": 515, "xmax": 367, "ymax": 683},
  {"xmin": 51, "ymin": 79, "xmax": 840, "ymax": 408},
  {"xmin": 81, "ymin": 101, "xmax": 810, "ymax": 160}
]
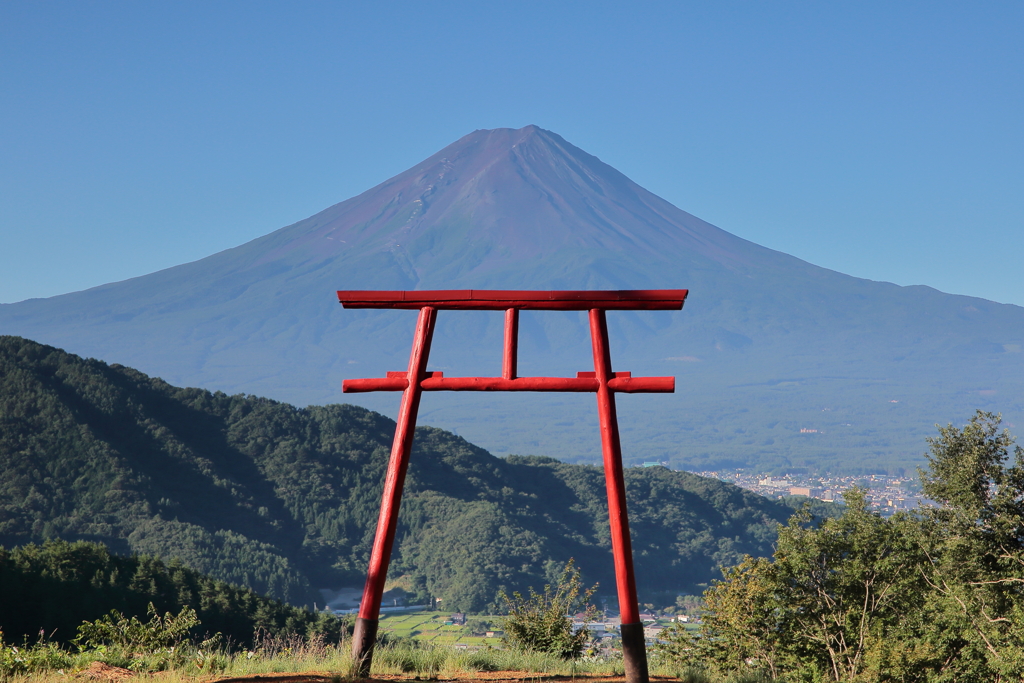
[
  {"xmin": 74, "ymin": 602, "xmax": 200, "ymax": 652},
  {"xmin": 498, "ymin": 559, "xmax": 598, "ymax": 660}
]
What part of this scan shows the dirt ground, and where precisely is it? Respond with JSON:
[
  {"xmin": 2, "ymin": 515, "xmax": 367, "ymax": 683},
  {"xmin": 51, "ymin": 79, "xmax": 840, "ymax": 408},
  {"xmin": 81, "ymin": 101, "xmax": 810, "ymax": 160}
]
[
  {"xmin": 74, "ymin": 663, "xmax": 678, "ymax": 683},
  {"xmin": 208, "ymin": 673, "xmax": 676, "ymax": 683},
  {"xmin": 76, "ymin": 663, "xmax": 136, "ymax": 681}
]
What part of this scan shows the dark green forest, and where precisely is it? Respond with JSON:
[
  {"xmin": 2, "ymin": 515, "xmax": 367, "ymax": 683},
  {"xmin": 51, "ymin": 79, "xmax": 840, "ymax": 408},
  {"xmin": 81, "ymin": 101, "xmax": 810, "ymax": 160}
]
[
  {"xmin": 0, "ymin": 335, "xmax": 795, "ymax": 612},
  {"xmin": 0, "ymin": 540, "xmax": 344, "ymax": 646}
]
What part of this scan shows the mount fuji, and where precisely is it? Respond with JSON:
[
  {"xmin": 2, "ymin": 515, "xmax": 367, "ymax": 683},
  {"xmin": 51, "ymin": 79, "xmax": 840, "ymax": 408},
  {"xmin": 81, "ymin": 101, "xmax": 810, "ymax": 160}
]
[{"xmin": 3, "ymin": 126, "xmax": 1022, "ymax": 473}]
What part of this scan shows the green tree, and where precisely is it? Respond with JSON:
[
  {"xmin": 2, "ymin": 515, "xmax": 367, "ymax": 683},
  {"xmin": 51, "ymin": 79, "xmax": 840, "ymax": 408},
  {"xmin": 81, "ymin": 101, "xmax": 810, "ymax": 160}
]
[
  {"xmin": 656, "ymin": 555, "xmax": 789, "ymax": 678},
  {"xmin": 660, "ymin": 489, "xmax": 930, "ymax": 681},
  {"xmin": 917, "ymin": 411, "xmax": 1024, "ymax": 682},
  {"xmin": 498, "ymin": 559, "xmax": 598, "ymax": 660},
  {"xmin": 773, "ymin": 489, "xmax": 931, "ymax": 681}
]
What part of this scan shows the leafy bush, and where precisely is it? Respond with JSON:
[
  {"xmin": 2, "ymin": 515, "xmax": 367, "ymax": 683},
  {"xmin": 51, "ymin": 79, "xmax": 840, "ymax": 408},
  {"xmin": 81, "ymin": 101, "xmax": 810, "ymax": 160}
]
[
  {"xmin": 498, "ymin": 558, "xmax": 598, "ymax": 660},
  {"xmin": 74, "ymin": 603, "xmax": 200, "ymax": 652},
  {"xmin": 71, "ymin": 603, "xmax": 216, "ymax": 672}
]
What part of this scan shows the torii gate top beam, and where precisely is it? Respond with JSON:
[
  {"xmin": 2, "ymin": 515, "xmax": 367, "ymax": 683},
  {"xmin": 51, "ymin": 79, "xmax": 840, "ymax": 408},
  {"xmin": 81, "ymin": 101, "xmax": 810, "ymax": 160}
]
[
  {"xmin": 336, "ymin": 289, "xmax": 688, "ymax": 395},
  {"xmin": 336, "ymin": 288, "xmax": 688, "ymax": 310}
]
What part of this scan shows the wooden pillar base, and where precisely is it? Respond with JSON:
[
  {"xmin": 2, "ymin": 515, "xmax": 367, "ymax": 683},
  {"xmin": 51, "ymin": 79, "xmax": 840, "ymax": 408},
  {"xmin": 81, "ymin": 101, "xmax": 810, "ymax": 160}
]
[
  {"xmin": 351, "ymin": 616, "xmax": 379, "ymax": 678},
  {"xmin": 619, "ymin": 622, "xmax": 649, "ymax": 683}
]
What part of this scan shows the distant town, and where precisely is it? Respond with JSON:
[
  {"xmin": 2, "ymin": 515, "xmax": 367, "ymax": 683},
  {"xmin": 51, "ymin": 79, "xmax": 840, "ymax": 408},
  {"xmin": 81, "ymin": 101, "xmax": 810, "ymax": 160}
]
[{"xmin": 669, "ymin": 465, "xmax": 930, "ymax": 516}]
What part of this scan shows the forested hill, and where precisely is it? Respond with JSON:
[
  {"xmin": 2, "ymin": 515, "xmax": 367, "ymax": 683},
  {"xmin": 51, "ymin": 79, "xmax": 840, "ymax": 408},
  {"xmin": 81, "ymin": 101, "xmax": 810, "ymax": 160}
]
[
  {"xmin": 0, "ymin": 335, "xmax": 794, "ymax": 611},
  {"xmin": 0, "ymin": 540, "xmax": 344, "ymax": 645}
]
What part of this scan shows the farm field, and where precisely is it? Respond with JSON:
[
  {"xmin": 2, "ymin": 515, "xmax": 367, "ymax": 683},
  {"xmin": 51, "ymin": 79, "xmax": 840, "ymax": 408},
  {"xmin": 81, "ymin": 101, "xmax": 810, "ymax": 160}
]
[{"xmin": 377, "ymin": 610, "xmax": 504, "ymax": 647}]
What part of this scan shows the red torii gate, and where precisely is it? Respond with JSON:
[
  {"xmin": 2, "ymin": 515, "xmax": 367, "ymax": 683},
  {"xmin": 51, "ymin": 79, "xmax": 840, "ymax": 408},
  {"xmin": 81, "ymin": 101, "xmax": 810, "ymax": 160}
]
[{"xmin": 337, "ymin": 289, "xmax": 688, "ymax": 683}]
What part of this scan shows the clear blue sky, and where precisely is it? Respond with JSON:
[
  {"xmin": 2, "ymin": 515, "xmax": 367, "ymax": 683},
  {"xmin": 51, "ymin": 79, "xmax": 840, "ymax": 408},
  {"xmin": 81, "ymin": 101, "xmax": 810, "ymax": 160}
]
[{"xmin": 2, "ymin": 2, "xmax": 1022, "ymax": 305}]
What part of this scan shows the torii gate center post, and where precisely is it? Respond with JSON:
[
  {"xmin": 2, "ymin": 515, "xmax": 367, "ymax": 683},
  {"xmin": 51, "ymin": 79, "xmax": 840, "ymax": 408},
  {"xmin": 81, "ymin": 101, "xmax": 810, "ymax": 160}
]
[{"xmin": 337, "ymin": 289, "xmax": 689, "ymax": 683}]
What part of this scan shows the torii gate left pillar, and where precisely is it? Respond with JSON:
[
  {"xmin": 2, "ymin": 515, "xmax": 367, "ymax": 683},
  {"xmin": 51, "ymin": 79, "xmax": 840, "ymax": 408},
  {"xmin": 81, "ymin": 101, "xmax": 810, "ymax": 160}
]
[{"xmin": 337, "ymin": 289, "xmax": 688, "ymax": 683}]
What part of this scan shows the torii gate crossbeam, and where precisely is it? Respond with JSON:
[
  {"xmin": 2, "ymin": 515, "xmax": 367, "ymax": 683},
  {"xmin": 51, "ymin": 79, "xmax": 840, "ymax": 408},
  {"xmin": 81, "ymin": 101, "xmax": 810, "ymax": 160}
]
[{"xmin": 337, "ymin": 289, "xmax": 688, "ymax": 683}]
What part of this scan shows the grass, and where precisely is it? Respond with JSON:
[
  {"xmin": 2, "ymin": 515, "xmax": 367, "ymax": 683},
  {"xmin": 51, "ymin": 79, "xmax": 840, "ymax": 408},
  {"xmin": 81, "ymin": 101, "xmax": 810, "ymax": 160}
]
[
  {"xmin": 1, "ymin": 635, "xmax": 774, "ymax": 683},
  {"xmin": 0, "ymin": 631, "xmax": 686, "ymax": 682},
  {"xmin": 1, "ymin": 611, "xmax": 761, "ymax": 683}
]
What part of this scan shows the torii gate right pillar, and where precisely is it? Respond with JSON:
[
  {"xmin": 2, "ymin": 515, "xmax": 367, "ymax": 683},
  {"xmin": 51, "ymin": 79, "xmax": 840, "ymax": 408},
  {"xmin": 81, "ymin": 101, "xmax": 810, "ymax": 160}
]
[{"xmin": 590, "ymin": 307, "xmax": 648, "ymax": 680}]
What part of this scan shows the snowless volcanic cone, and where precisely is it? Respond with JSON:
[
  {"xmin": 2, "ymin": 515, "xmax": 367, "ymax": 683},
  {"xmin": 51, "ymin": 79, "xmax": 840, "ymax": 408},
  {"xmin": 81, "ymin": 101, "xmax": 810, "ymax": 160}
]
[{"xmin": 2, "ymin": 126, "xmax": 1022, "ymax": 472}]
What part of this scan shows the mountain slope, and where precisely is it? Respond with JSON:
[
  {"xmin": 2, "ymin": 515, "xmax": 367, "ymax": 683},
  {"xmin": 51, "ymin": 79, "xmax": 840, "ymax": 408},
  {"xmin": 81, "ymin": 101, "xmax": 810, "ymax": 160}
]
[
  {"xmin": 0, "ymin": 336, "xmax": 793, "ymax": 610},
  {"xmin": 1, "ymin": 126, "xmax": 1021, "ymax": 472}
]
